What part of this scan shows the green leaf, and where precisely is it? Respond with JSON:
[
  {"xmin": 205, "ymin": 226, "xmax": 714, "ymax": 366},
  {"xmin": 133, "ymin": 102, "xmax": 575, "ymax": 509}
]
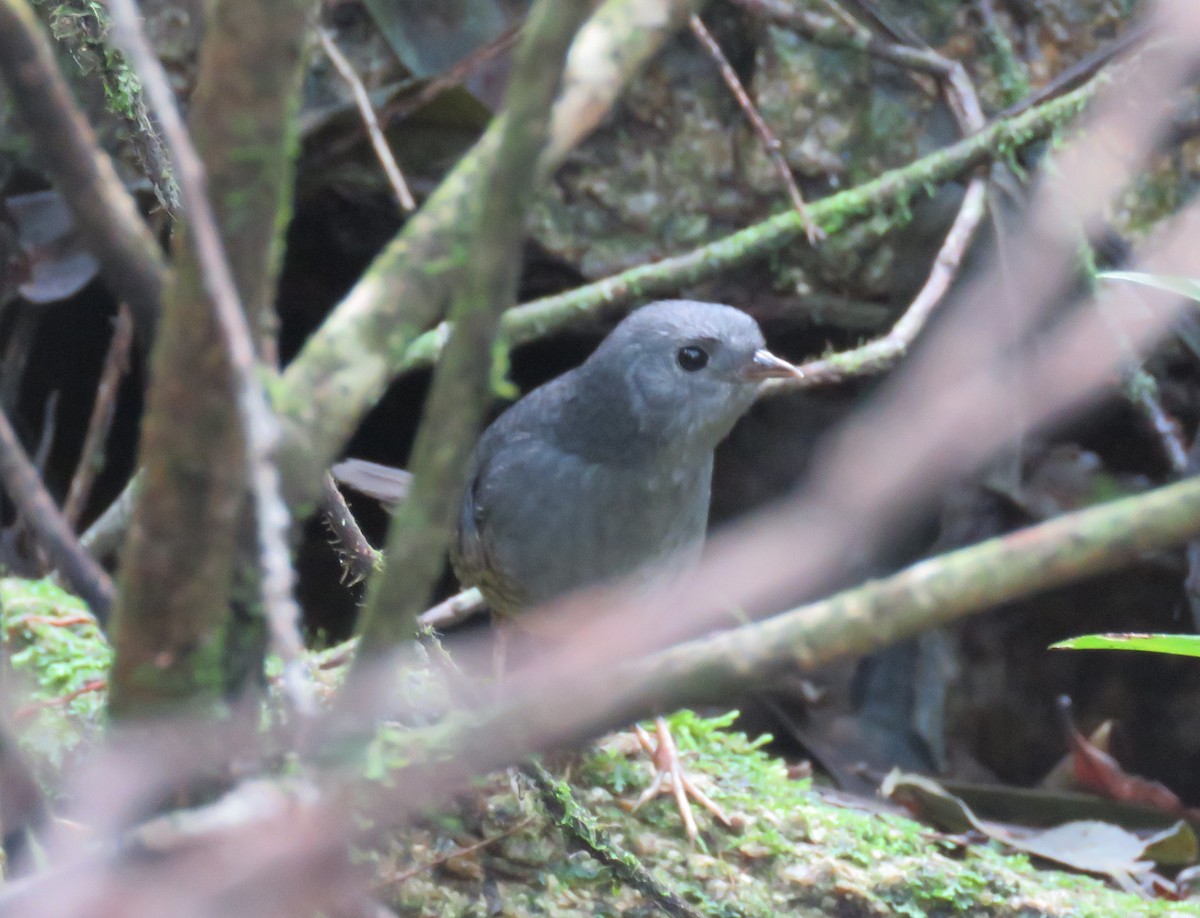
[
  {"xmin": 1051, "ymin": 632, "xmax": 1200, "ymax": 657},
  {"xmin": 1097, "ymin": 271, "xmax": 1200, "ymax": 303}
]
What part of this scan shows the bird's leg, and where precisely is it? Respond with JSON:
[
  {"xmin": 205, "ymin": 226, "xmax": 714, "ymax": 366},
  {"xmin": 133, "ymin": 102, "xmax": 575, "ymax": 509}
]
[{"xmin": 629, "ymin": 716, "xmax": 732, "ymax": 844}]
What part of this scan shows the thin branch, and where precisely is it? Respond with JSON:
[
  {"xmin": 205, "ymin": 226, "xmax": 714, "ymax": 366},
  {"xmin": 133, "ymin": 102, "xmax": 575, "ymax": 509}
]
[
  {"xmin": 0, "ymin": 405, "xmax": 113, "ymax": 622},
  {"xmin": 998, "ymin": 22, "xmax": 1150, "ymax": 119},
  {"xmin": 375, "ymin": 816, "xmax": 533, "ymax": 889},
  {"xmin": 688, "ymin": 13, "xmax": 820, "ymax": 242},
  {"xmin": 765, "ymin": 176, "xmax": 989, "ymax": 392},
  {"xmin": 0, "ymin": 0, "xmax": 165, "ymax": 344},
  {"xmin": 0, "ymin": 309, "xmax": 37, "ymax": 416},
  {"xmin": 63, "ymin": 305, "xmax": 133, "ymax": 529},
  {"xmin": 80, "ymin": 471, "xmax": 141, "ymax": 563},
  {"xmin": 418, "ymin": 587, "xmax": 486, "ymax": 630},
  {"xmin": 316, "ymin": 26, "xmax": 416, "ymax": 213},
  {"xmin": 313, "ymin": 24, "xmax": 521, "ymax": 170},
  {"xmin": 383, "ymin": 76, "xmax": 1098, "ymax": 382},
  {"xmin": 104, "ymin": 0, "xmax": 310, "ymax": 711}
]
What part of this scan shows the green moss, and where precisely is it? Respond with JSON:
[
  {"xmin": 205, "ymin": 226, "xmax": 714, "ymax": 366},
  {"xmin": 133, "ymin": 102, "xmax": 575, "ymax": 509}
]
[
  {"xmin": 0, "ymin": 577, "xmax": 110, "ymax": 794},
  {"xmin": 4, "ymin": 589, "xmax": 1194, "ymax": 915}
]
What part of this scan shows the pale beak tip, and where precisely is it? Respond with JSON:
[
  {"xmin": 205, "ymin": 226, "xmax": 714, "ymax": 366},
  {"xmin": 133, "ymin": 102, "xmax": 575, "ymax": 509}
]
[{"xmin": 747, "ymin": 348, "xmax": 804, "ymax": 381}]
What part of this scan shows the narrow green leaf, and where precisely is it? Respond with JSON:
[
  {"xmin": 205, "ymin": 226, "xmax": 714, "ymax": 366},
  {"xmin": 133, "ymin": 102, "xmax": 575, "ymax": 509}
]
[
  {"xmin": 1051, "ymin": 633, "xmax": 1200, "ymax": 657},
  {"xmin": 1097, "ymin": 271, "xmax": 1200, "ymax": 303}
]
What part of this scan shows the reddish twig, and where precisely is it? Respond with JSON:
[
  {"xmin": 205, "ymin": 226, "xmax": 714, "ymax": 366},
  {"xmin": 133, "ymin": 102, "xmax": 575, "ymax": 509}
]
[
  {"xmin": 13, "ymin": 678, "xmax": 106, "ymax": 721},
  {"xmin": 9, "ymin": 614, "xmax": 94, "ymax": 629},
  {"xmin": 688, "ymin": 13, "xmax": 821, "ymax": 242},
  {"xmin": 63, "ymin": 305, "xmax": 134, "ymax": 529},
  {"xmin": 383, "ymin": 24, "xmax": 522, "ymax": 128}
]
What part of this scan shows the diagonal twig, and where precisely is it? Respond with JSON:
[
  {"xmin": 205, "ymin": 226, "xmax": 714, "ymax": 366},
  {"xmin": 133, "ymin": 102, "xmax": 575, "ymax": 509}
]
[
  {"xmin": 688, "ymin": 13, "xmax": 821, "ymax": 242},
  {"xmin": 316, "ymin": 26, "xmax": 416, "ymax": 213},
  {"xmin": 0, "ymin": 405, "xmax": 112, "ymax": 622},
  {"xmin": 63, "ymin": 305, "xmax": 134, "ymax": 529}
]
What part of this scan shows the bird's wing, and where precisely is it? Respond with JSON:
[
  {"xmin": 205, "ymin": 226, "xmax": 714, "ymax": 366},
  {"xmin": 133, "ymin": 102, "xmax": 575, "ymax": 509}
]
[{"xmin": 451, "ymin": 431, "xmax": 532, "ymax": 615}]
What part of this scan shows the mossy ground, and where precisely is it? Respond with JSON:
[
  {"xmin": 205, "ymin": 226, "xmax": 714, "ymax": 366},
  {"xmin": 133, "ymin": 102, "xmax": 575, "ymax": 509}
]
[{"xmin": 3, "ymin": 577, "xmax": 1197, "ymax": 916}]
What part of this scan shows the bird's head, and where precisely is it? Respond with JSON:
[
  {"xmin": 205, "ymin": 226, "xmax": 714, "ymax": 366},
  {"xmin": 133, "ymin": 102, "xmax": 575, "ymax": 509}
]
[{"xmin": 582, "ymin": 300, "xmax": 801, "ymax": 451}]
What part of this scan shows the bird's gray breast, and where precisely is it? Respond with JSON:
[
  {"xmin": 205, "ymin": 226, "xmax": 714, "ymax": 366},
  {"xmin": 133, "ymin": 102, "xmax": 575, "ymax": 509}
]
[{"xmin": 455, "ymin": 432, "xmax": 712, "ymax": 616}]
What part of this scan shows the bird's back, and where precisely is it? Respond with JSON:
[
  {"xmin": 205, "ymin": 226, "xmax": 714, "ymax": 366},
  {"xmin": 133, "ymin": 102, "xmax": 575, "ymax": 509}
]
[{"xmin": 452, "ymin": 374, "xmax": 712, "ymax": 617}]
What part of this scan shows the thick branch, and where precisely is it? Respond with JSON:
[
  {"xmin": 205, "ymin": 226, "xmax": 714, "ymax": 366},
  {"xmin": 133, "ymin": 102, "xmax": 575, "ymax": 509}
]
[
  {"xmin": 355, "ymin": 0, "xmax": 594, "ymax": 653},
  {"xmin": 107, "ymin": 0, "xmax": 315, "ymax": 714},
  {"xmin": 399, "ymin": 471, "xmax": 1200, "ymax": 782},
  {"xmin": 272, "ymin": 0, "xmax": 706, "ymax": 514}
]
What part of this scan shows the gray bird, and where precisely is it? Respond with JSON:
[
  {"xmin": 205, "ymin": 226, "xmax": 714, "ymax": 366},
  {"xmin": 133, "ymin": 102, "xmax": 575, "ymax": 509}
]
[
  {"xmin": 334, "ymin": 299, "xmax": 802, "ymax": 840},
  {"xmin": 451, "ymin": 299, "xmax": 801, "ymax": 620}
]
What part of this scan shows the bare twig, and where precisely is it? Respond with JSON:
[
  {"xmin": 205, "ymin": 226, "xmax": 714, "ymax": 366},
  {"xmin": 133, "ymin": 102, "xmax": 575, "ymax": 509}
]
[
  {"xmin": 32, "ymin": 390, "xmax": 59, "ymax": 474},
  {"xmin": 418, "ymin": 587, "xmax": 487, "ymax": 630},
  {"xmin": 688, "ymin": 13, "xmax": 821, "ymax": 242},
  {"xmin": 765, "ymin": 176, "xmax": 989, "ymax": 392},
  {"xmin": 0, "ymin": 405, "xmax": 112, "ymax": 622},
  {"xmin": 79, "ymin": 471, "xmax": 140, "ymax": 563},
  {"xmin": 998, "ymin": 22, "xmax": 1150, "ymax": 119},
  {"xmin": 317, "ymin": 26, "xmax": 416, "ymax": 213},
  {"xmin": 376, "ymin": 816, "xmax": 533, "ymax": 889},
  {"xmin": 104, "ymin": 0, "xmax": 310, "ymax": 711},
  {"xmin": 63, "ymin": 305, "xmax": 133, "ymax": 528}
]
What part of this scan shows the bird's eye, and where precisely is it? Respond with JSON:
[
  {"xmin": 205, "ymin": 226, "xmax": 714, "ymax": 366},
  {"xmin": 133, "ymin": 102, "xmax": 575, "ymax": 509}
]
[{"xmin": 676, "ymin": 345, "xmax": 709, "ymax": 372}]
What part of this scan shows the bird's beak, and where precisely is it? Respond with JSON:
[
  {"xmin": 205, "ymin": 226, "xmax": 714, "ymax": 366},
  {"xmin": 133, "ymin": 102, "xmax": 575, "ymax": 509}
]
[{"xmin": 743, "ymin": 348, "xmax": 804, "ymax": 381}]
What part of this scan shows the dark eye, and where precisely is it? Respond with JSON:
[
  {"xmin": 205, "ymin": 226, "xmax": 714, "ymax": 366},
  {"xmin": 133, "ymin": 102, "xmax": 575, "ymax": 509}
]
[{"xmin": 676, "ymin": 345, "xmax": 709, "ymax": 372}]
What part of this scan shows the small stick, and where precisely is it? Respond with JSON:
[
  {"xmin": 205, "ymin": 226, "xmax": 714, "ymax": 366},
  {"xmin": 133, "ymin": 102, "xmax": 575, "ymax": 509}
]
[
  {"xmin": 12, "ymin": 678, "xmax": 106, "ymax": 722},
  {"xmin": 377, "ymin": 817, "xmax": 533, "ymax": 889},
  {"xmin": 765, "ymin": 176, "xmax": 989, "ymax": 392},
  {"xmin": 688, "ymin": 14, "xmax": 822, "ymax": 243},
  {"xmin": 63, "ymin": 304, "xmax": 133, "ymax": 528},
  {"xmin": 418, "ymin": 587, "xmax": 487, "ymax": 630},
  {"xmin": 317, "ymin": 26, "xmax": 416, "ymax": 213},
  {"xmin": 80, "ymin": 471, "xmax": 141, "ymax": 562},
  {"xmin": 32, "ymin": 390, "xmax": 59, "ymax": 474},
  {"xmin": 383, "ymin": 25, "xmax": 521, "ymax": 129},
  {"xmin": 0, "ymin": 309, "xmax": 37, "ymax": 416}
]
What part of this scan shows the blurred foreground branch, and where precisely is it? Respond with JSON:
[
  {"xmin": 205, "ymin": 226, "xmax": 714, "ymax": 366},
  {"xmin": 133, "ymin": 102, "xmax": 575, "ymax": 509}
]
[{"xmin": 355, "ymin": 0, "xmax": 594, "ymax": 652}]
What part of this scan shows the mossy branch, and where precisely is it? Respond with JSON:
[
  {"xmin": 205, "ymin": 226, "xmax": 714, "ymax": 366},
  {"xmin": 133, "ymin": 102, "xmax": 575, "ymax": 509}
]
[
  {"xmin": 390, "ymin": 470, "xmax": 1200, "ymax": 783},
  {"xmin": 108, "ymin": 0, "xmax": 316, "ymax": 715},
  {"xmin": 379, "ymin": 73, "xmax": 1100, "ymax": 380},
  {"xmin": 353, "ymin": 0, "xmax": 594, "ymax": 654}
]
